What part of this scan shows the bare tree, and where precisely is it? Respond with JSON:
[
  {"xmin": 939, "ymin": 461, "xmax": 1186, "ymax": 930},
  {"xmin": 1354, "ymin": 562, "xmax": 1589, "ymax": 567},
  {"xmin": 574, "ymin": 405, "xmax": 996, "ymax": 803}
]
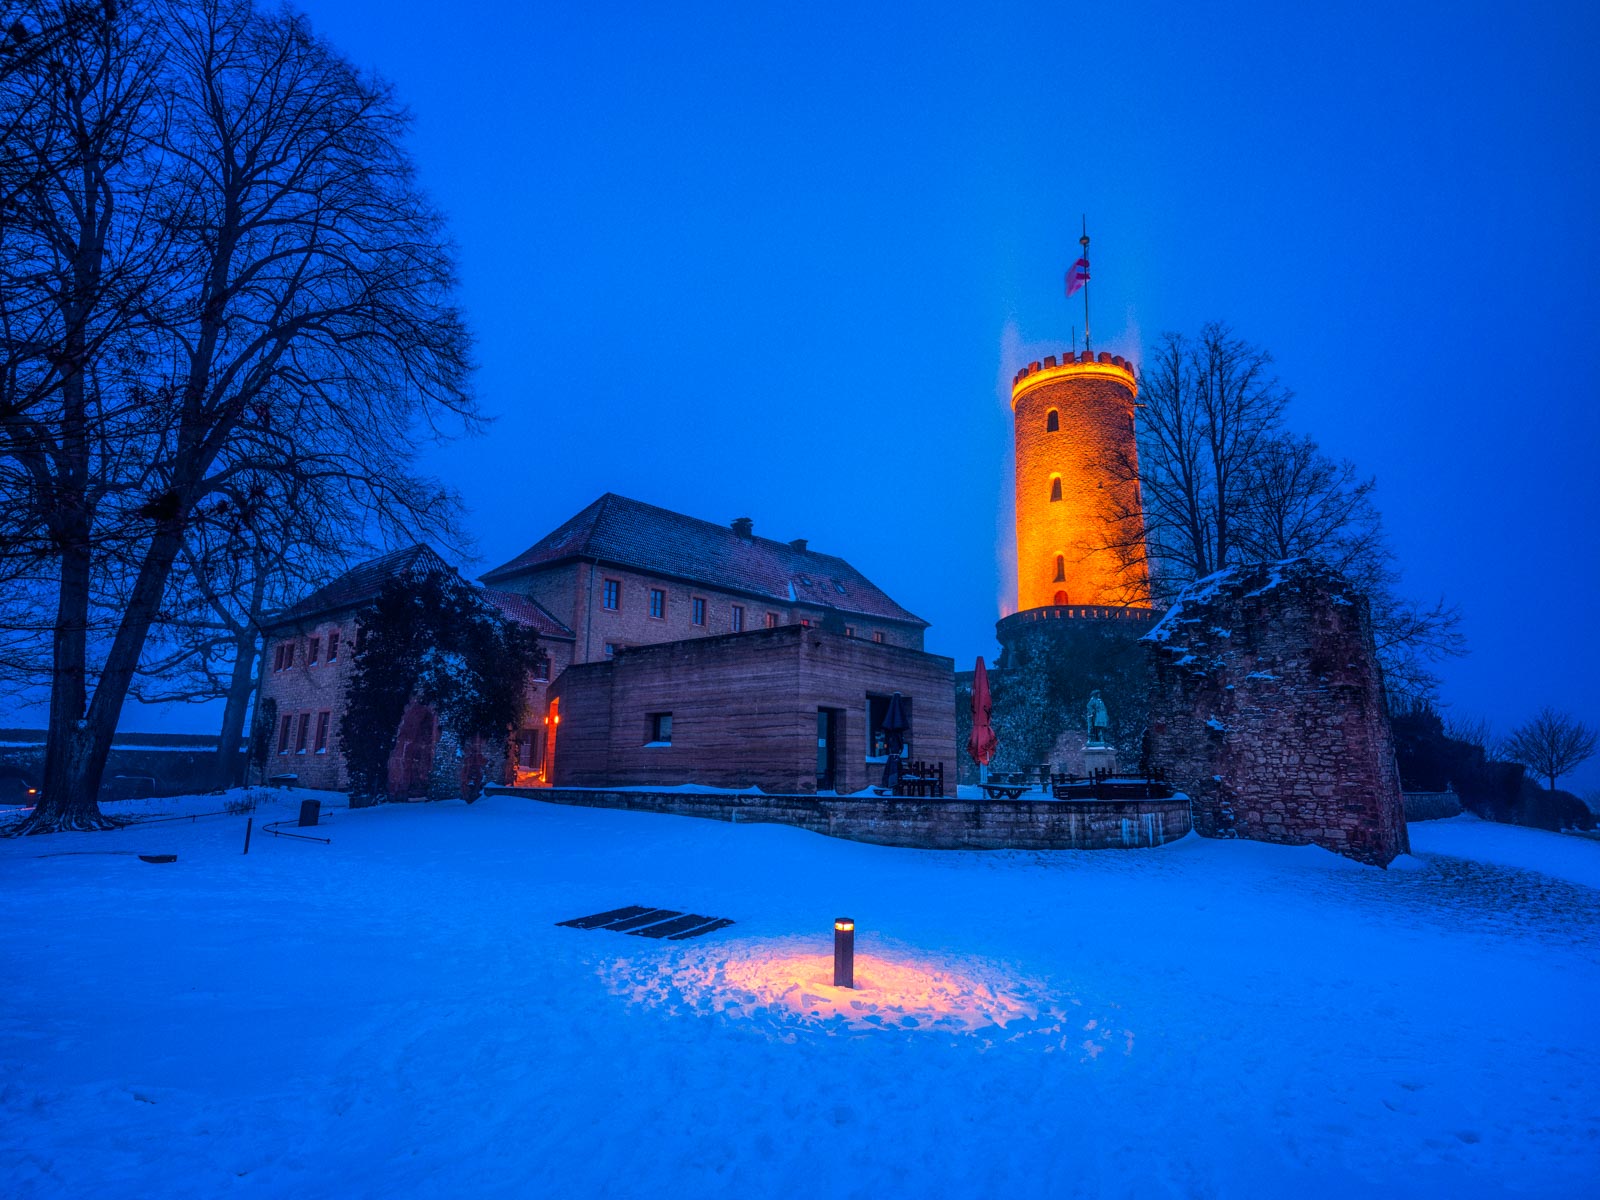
[
  {"xmin": 0, "ymin": 0, "xmax": 175, "ymax": 830},
  {"xmin": 1099, "ymin": 323, "xmax": 1289, "ymax": 599},
  {"xmin": 132, "ymin": 470, "xmax": 361, "ymax": 786},
  {"xmin": 1093, "ymin": 324, "xmax": 1462, "ymax": 695},
  {"xmin": 1503, "ymin": 708, "xmax": 1598, "ymax": 793},
  {"xmin": 3, "ymin": 0, "xmax": 475, "ymax": 834},
  {"xmin": 1231, "ymin": 432, "xmax": 1463, "ymax": 695}
]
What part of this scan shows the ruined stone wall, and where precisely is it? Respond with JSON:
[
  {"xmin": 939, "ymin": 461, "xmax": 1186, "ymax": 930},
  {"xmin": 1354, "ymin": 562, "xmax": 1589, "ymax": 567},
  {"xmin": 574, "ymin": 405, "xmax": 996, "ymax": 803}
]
[{"xmin": 1144, "ymin": 560, "xmax": 1409, "ymax": 867}]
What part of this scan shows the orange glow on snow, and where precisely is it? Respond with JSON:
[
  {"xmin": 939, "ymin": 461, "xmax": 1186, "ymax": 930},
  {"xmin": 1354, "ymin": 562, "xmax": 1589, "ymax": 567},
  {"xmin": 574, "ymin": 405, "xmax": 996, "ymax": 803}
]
[{"xmin": 713, "ymin": 951, "xmax": 1036, "ymax": 1032}]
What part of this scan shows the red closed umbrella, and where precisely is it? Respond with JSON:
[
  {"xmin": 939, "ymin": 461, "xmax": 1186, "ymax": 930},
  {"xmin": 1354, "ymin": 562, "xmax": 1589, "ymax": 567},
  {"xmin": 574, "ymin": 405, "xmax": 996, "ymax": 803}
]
[{"xmin": 967, "ymin": 656, "xmax": 997, "ymax": 770}]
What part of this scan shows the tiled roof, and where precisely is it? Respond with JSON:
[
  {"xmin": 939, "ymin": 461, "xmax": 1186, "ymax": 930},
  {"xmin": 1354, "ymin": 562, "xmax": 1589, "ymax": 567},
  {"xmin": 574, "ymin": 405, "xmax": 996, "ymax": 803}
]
[
  {"xmin": 482, "ymin": 590, "xmax": 576, "ymax": 641},
  {"xmin": 265, "ymin": 545, "xmax": 452, "ymax": 628},
  {"xmin": 481, "ymin": 493, "xmax": 927, "ymax": 627}
]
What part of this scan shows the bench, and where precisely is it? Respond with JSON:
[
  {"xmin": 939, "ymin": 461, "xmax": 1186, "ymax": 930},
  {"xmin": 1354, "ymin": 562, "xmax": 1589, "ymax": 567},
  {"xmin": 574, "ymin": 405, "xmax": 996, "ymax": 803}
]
[
  {"xmin": 978, "ymin": 783, "xmax": 1029, "ymax": 801},
  {"xmin": 895, "ymin": 760, "xmax": 945, "ymax": 798}
]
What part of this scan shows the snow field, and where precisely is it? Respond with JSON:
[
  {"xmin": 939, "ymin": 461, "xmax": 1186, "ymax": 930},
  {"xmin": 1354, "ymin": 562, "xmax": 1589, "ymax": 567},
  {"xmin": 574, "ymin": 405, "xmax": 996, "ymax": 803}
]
[{"xmin": 2, "ymin": 793, "xmax": 1597, "ymax": 1198}]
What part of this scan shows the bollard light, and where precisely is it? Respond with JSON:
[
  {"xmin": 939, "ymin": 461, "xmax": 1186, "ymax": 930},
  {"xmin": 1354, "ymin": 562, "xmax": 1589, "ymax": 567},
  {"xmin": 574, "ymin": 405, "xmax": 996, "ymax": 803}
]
[{"xmin": 833, "ymin": 917, "xmax": 855, "ymax": 988}]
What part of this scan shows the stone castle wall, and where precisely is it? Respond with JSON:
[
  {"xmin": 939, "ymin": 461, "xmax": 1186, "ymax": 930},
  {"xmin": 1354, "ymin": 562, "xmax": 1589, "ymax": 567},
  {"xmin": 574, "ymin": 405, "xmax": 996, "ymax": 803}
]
[{"xmin": 1144, "ymin": 560, "xmax": 1409, "ymax": 867}]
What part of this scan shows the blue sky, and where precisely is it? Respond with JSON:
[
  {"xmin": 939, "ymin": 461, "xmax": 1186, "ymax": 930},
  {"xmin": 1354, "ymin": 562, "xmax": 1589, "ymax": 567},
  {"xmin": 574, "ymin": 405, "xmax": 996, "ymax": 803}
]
[{"xmin": 132, "ymin": 2, "xmax": 1600, "ymax": 786}]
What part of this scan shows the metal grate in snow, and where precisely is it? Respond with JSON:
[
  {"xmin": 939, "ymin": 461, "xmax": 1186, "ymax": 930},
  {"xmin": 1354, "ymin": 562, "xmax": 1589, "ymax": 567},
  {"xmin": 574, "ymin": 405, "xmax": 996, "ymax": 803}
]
[{"xmin": 556, "ymin": 906, "xmax": 734, "ymax": 940}]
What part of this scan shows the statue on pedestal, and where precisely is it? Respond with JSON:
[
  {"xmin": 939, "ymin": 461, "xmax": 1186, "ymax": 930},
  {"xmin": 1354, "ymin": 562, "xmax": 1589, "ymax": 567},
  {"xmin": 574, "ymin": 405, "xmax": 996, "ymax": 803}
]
[{"xmin": 1085, "ymin": 690, "xmax": 1110, "ymax": 746}]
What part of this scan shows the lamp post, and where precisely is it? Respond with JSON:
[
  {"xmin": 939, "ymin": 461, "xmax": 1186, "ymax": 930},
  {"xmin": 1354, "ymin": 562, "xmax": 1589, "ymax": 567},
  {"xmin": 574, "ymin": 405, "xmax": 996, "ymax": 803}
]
[{"xmin": 834, "ymin": 917, "xmax": 855, "ymax": 988}]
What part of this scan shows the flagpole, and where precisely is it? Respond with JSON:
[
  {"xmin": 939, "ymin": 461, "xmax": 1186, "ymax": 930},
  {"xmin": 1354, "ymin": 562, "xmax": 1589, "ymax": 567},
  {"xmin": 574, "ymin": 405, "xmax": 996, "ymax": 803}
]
[{"xmin": 1080, "ymin": 215, "xmax": 1091, "ymax": 354}]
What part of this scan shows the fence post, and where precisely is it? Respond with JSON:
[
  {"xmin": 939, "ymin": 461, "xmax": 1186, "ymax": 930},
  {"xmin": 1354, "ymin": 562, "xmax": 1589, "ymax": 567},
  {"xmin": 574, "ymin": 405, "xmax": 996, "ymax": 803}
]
[{"xmin": 243, "ymin": 817, "xmax": 253, "ymax": 855}]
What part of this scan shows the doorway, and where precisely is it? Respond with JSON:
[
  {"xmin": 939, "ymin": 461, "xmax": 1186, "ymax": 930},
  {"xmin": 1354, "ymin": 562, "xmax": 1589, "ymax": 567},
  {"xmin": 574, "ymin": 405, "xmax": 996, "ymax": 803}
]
[{"xmin": 816, "ymin": 708, "xmax": 839, "ymax": 792}]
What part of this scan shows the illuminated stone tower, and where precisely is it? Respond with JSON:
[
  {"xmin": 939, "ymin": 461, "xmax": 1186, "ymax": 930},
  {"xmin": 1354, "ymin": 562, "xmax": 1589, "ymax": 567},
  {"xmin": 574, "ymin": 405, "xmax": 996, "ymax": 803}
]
[
  {"xmin": 1009, "ymin": 349, "xmax": 1149, "ymax": 615},
  {"xmin": 977, "ymin": 348, "xmax": 1156, "ymax": 780}
]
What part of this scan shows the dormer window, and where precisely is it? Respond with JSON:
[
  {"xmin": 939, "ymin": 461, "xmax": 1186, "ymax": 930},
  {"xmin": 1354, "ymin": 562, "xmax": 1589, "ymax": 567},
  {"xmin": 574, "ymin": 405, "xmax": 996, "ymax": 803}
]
[{"xmin": 834, "ymin": 582, "xmax": 846, "ymax": 594}]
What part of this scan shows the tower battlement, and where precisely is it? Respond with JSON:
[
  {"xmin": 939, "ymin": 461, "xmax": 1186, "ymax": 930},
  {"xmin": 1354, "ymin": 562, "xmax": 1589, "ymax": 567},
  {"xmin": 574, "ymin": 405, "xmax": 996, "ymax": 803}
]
[{"xmin": 1012, "ymin": 351, "xmax": 1136, "ymax": 407}]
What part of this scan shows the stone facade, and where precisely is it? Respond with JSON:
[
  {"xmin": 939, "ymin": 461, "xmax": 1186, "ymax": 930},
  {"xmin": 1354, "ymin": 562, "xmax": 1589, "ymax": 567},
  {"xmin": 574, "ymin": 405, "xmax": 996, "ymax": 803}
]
[
  {"xmin": 258, "ymin": 612, "xmax": 357, "ymax": 790},
  {"xmin": 1144, "ymin": 559, "xmax": 1409, "ymax": 867},
  {"xmin": 548, "ymin": 625, "xmax": 956, "ymax": 796},
  {"xmin": 494, "ymin": 785, "xmax": 1192, "ymax": 852}
]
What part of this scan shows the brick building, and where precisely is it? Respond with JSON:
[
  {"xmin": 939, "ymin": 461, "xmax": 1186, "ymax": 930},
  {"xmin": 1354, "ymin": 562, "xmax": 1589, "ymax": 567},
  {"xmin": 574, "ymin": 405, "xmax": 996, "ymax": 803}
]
[
  {"xmin": 480, "ymin": 493, "xmax": 928, "ymax": 662},
  {"xmin": 549, "ymin": 625, "xmax": 955, "ymax": 795},
  {"xmin": 256, "ymin": 546, "xmax": 571, "ymax": 792},
  {"xmin": 258, "ymin": 493, "xmax": 929, "ymax": 796}
]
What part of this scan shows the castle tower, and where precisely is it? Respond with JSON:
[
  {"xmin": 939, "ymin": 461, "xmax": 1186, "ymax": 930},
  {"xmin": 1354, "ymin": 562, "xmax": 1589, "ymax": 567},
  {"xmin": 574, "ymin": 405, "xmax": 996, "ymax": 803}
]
[
  {"xmin": 1010, "ymin": 349, "xmax": 1149, "ymax": 614},
  {"xmin": 974, "ymin": 349, "xmax": 1156, "ymax": 782}
]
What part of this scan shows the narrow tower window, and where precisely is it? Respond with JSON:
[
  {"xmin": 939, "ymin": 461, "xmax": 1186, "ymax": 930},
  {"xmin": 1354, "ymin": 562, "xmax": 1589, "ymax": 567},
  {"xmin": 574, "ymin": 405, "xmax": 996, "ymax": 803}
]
[
  {"xmin": 1054, "ymin": 590, "xmax": 1069, "ymax": 606},
  {"xmin": 1046, "ymin": 409, "xmax": 1059, "ymax": 432},
  {"xmin": 1049, "ymin": 477, "xmax": 1062, "ymax": 502},
  {"xmin": 1054, "ymin": 555, "xmax": 1065, "ymax": 582}
]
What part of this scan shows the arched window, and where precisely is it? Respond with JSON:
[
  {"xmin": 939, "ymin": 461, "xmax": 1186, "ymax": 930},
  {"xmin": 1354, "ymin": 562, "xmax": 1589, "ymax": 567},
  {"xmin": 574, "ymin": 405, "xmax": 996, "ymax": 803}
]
[
  {"xmin": 1046, "ymin": 409, "xmax": 1059, "ymax": 432},
  {"xmin": 1049, "ymin": 477, "xmax": 1062, "ymax": 502},
  {"xmin": 1053, "ymin": 555, "xmax": 1065, "ymax": 582},
  {"xmin": 1054, "ymin": 590, "xmax": 1069, "ymax": 605}
]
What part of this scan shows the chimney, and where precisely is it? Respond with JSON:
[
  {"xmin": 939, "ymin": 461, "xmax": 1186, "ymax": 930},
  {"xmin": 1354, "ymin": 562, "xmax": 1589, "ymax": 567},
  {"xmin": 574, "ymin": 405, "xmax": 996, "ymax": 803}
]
[
  {"xmin": 730, "ymin": 516, "xmax": 753, "ymax": 539},
  {"xmin": 789, "ymin": 537, "xmax": 808, "ymax": 553}
]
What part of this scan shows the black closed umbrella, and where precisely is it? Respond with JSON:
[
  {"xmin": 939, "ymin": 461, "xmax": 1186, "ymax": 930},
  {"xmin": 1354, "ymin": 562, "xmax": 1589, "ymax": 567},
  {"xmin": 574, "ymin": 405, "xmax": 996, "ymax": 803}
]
[{"xmin": 881, "ymin": 692, "xmax": 910, "ymax": 792}]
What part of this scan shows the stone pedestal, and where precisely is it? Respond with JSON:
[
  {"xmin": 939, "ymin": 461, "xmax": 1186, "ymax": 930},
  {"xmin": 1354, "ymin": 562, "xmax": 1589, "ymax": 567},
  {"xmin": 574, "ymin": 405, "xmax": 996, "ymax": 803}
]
[{"xmin": 1083, "ymin": 743, "xmax": 1117, "ymax": 777}]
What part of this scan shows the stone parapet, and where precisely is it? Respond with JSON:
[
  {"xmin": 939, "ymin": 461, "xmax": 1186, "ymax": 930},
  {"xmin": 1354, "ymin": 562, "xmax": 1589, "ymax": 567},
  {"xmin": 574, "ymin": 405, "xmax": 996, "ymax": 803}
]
[{"xmin": 490, "ymin": 785, "xmax": 1192, "ymax": 851}]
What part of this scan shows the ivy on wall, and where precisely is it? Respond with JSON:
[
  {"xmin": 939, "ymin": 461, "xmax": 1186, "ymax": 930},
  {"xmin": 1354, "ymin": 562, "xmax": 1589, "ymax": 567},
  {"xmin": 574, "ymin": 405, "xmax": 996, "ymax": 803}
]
[
  {"xmin": 249, "ymin": 696, "xmax": 278, "ymax": 778},
  {"xmin": 340, "ymin": 571, "xmax": 544, "ymax": 802}
]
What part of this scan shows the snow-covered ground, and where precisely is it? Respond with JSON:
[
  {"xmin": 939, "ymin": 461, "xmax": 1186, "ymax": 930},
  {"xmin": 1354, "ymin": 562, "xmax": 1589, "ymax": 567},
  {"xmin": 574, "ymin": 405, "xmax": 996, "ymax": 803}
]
[{"xmin": 2, "ymin": 795, "xmax": 1596, "ymax": 1198}]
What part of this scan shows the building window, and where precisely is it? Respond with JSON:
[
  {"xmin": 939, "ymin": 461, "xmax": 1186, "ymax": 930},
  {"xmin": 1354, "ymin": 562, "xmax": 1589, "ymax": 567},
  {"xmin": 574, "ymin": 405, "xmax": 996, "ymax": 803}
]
[
  {"xmin": 765, "ymin": 612, "xmax": 778, "ymax": 629},
  {"xmin": 1055, "ymin": 590, "xmax": 1069, "ymax": 605},
  {"xmin": 602, "ymin": 579, "xmax": 620, "ymax": 611},
  {"xmin": 308, "ymin": 637, "xmax": 320, "ymax": 666},
  {"xmin": 731, "ymin": 605, "xmax": 744, "ymax": 632},
  {"xmin": 533, "ymin": 650, "xmax": 550, "ymax": 681},
  {"xmin": 692, "ymin": 597, "xmax": 707, "ymax": 626},
  {"xmin": 327, "ymin": 630, "xmax": 340, "ymax": 662},
  {"xmin": 866, "ymin": 694, "xmax": 911, "ymax": 759},
  {"xmin": 1046, "ymin": 409, "xmax": 1059, "ymax": 431},
  {"xmin": 649, "ymin": 588, "xmax": 666, "ymax": 619},
  {"xmin": 1054, "ymin": 554, "xmax": 1066, "ymax": 582},
  {"xmin": 845, "ymin": 626, "xmax": 856, "ymax": 638},
  {"xmin": 278, "ymin": 715, "xmax": 292, "ymax": 754},
  {"xmin": 295, "ymin": 713, "xmax": 311, "ymax": 754},
  {"xmin": 604, "ymin": 642, "xmax": 619, "ymax": 658},
  {"xmin": 647, "ymin": 712, "xmax": 673, "ymax": 745},
  {"xmin": 1049, "ymin": 477, "xmax": 1062, "ymax": 502},
  {"xmin": 314, "ymin": 712, "xmax": 331, "ymax": 754},
  {"xmin": 872, "ymin": 630, "xmax": 885, "ymax": 644},
  {"xmin": 800, "ymin": 618, "xmax": 812, "ymax": 628}
]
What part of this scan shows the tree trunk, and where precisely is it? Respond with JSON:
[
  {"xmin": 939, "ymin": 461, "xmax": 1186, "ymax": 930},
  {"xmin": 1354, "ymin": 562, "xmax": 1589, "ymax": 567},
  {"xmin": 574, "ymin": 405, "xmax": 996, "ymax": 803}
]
[
  {"xmin": 21, "ymin": 516, "xmax": 122, "ymax": 833},
  {"xmin": 214, "ymin": 631, "xmax": 258, "ymax": 789},
  {"xmin": 14, "ymin": 520, "xmax": 189, "ymax": 835}
]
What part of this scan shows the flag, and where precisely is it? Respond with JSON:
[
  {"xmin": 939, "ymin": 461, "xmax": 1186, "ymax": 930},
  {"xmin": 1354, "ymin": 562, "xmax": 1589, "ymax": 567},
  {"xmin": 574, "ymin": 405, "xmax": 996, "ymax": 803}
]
[{"xmin": 1065, "ymin": 257, "xmax": 1090, "ymax": 297}]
